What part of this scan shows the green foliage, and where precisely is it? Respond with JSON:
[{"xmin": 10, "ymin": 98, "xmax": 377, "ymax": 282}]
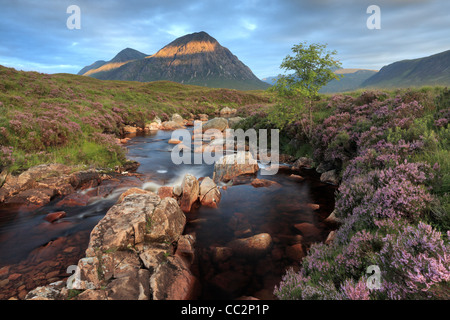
[{"xmin": 269, "ymin": 42, "xmax": 342, "ymax": 137}]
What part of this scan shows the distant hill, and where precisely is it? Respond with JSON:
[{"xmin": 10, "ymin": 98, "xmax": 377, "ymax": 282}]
[
  {"xmin": 79, "ymin": 32, "xmax": 269, "ymax": 91},
  {"xmin": 362, "ymin": 49, "xmax": 450, "ymax": 88},
  {"xmin": 262, "ymin": 69, "xmax": 379, "ymax": 93},
  {"xmin": 320, "ymin": 69, "xmax": 378, "ymax": 93}
]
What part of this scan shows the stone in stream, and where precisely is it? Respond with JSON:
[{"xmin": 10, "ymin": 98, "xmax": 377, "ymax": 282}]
[
  {"xmin": 213, "ymin": 151, "xmax": 259, "ymax": 183},
  {"xmin": 180, "ymin": 174, "xmax": 199, "ymax": 213},
  {"xmin": 199, "ymin": 177, "xmax": 221, "ymax": 208},
  {"xmin": 44, "ymin": 211, "xmax": 66, "ymax": 223},
  {"xmin": 171, "ymin": 113, "xmax": 184, "ymax": 125},
  {"xmin": 226, "ymin": 233, "xmax": 273, "ymax": 259},
  {"xmin": 293, "ymin": 223, "xmax": 321, "ymax": 241},
  {"xmin": 116, "ymin": 187, "xmax": 151, "ymax": 204},
  {"xmin": 250, "ymin": 178, "xmax": 281, "ymax": 188}
]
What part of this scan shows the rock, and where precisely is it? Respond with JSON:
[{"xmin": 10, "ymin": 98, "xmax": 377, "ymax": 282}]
[
  {"xmin": 157, "ymin": 186, "xmax": 174, "ymax": 199},
  {"xmin": 316, "ymin": 162, "xmax": 334, "ymax": 174},
  {"xmin": 211, "ymin": 247, "xmax": 233, "ymax": 263},
  {"xmin": 213, "ymin": 151, "xmax": 259, "ymax": 183},
  {"xmin": 85, "ymin": 193, "xmax": 185, "ymax": 256},
  {"xmin": 25, "ymin": 281, "xmax": 66, "ymax": 300},
  {"xmin": 286, "ymin": 244, "xmax": 305, "ymax": 261},
  {"xmin": 306, "ymin": 203, "xmax": 320, "ymax": 211},
  {"xmin": 44, "ymin": 211, "xmax": 66, "ymax": 223},
  {"xmin": 175, "ymin": 234, "xmax": 195, "ymax": 264},
  {"xmin": 293, "ymin": 223, "xmax": 321, "ymax": 241},
  {"xmin": 325, "ymin": 231, "xmax": 336, "ymax": 245},
  {"xmin": 123, "ymin": 125, "xmax": 138, "ymax": 134},
  {"xmin": 56, "ymin": 193, "xmax": 90, "ymax": 207},
  {"xmin": 227, "ymin": 233, "xmax": 272, "ymax": 258},
  {"xmin": 171, "ymin": 113, "xmax": 184, "ymax": 125},
  {"xmin": 150, "ymin": 255, "xmax": 200, "ymax": 300},
  {"xmin": 74, "ymin": 289, "xmax": 108, "ymax": 300},
  {"xmin": 70, "ymin": 256, "xmax": 102, "ymax": 290},
  {"xmin": 292, "ymin": 157, "xmax": 313, "ymax": 169},
  {"xmin": 180, "ymin": 174, "xmax": 199, "ymax": 213},
  {"xmin": 106, "ymin": 269, "xmax": 151, "ymax": 300},
  {"xmin": 219, "ymin": 107, "xmax": 235, "ymax": 116},
  {"xmin": 199, "ymin": 177, "xmax": 221, "ymax": 208},
  {"xmin": 197, "ymin": 114, "xmax": 209, "ymax": 122},
  {"xmin": 289, "ymin": 174, "xmax": 304, "ymax": 181},
  {"xmin": 173, "ymin": 185, "xmax": 182, "ymax": 197},
  {"xmin": 227, "ymin": 116, "xmax": 244, "ymax": 128},
  {"xmin": 320, "ymin": 169, "xmax": 339, "ymax": 185},
  {"xmin": 69, "ymin": 170, "xmax": 101, "ymax": 189},
  {"xmin": 145, "ymin": 122, "xmax": 160, "ymax": 131},
  {"xmin": 117, "ymin": 187, "xmax": 151, "ymax": 204},
  {"xmin": 250, "ymin": 178, "xmax": 281, "ymax": 188},
  {"xmin": 279, "ymin": 154, "xmax": 296, "ymax": 164},
  {"xmin": 139, "ymin": 244, "xmax": 170, "ymax": 273},
  {"xmin": 160, "ymin": 121, "xmax": 185, "ymax": 131},
  {"xmin": 210, "ymin": 270, "xmax": 249, "ymax": 297},
  {"xmin": 324, "ymin": 209, "xmax": 341, "ymax": 224},
  {"xmin": 202, "ymin": 118, "xmax": 228, "ymax": 132},
  {"xmin": 168, "ymin": 139, "xmax": 182, "ymax": 144}
]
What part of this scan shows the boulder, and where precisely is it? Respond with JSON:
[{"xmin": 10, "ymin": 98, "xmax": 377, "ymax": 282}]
[
  {"xmin": 117, "ymin": 187, "xmax": 151, "ymax": 204},
  {"xmin": 44, "ymin": 211, "xmax": 66, "ymax": 223},
  {"xmin": 85, "ymin": 193, "xmax": 185, "ymax": 256},
  {"xmin": 180, "ymin": 174, "xmax": 199, "ymax": 213},
  {"xmin": 150, "ymin": 255, "xmax": 200, "ymax": 300},
  {"xmin": 293, "ymin": 223, "xmax": 321, "ymax": 241},
  {"xmin": 123, "ymin": 125, "xmax": 138, "ymax": 134},
  {"xmin": 292, "ymin": 157, "xmax": 313, "ymax": 170},
  {"xmin": 199, "ymin": 177, "xmax": 221, "ymax": 208},
  {"xmin": 250, "ymin": 178, "xmax": 281, "ymax": 188},
  {"xmin": 227, "ymin": 116, "xmax": 244, "ymax": 128},
  {"xmin": 197, "ymin": 114, "xmax": 209, "ymax": 122},
  {"xmin": 285, "ymin": 244, "xmax": 305, "ymax": 261},
  {"xmin": 202, "ymin": 118, "xmax": 228, "ymax": 132},
  {"xmin": 160, "ymin": 121, "xmax": 185, "ymax": 131},
  {"xmin": 213, "ymin": 151, "xmax": 259, "ymax": 183},
  {"xmin": 227, "ymin": 233, "xmax": 273, "ymax": 258},
  {"xmin": 157, "ymin": 186, "xmax": 174, "ymax": 199},
  {"xmin": 320, "ymin": 169, "xmax": 339, "ymax": 185},
  {"xmin": 171, "ymin": 113, "xmax": 184, "ymax": 125}
]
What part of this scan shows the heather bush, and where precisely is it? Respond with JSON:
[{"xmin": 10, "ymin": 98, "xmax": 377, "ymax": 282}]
[{"xmin": 275, "ymin": 88, "xmax": 450, "ymax": 300}]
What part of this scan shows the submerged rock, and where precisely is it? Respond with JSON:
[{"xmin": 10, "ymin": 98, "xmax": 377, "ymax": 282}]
[{"xmin": 227, "ymin": 233, "xmax": 273, "ymax": 259}]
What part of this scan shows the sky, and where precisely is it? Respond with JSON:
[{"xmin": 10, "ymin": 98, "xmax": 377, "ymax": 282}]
[{"xmin": 0, "ymin": 0, "xmax": 449, "ymax": 79}]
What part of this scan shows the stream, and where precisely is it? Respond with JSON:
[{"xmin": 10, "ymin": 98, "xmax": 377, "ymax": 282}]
[{"xmin": 0, "ymin": 128, "xmax": 336, "ymax": 300}]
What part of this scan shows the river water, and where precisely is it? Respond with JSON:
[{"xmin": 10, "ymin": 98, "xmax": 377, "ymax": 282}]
[{"xmin": 0, "ymin": 128, "xmax": 336, "ymax": 300}]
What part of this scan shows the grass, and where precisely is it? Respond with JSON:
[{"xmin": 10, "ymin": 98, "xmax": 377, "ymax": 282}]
[{"xmin": 0, "ymin": 65, "xmax": 272, "ymax": 173}]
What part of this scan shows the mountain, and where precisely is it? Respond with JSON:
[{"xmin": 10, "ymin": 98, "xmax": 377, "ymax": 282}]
[
  {"xmin": 320, "ymin": 69, "xmax": 378, "ymax": 93},
  {"xmin": 78, "ymin": 48, "xmax": 148, "ymax": 77},
  {"xmin": 262, "ymin": 69, "xmax": 378, "ymax": 93},
  {"xmin": 362, "ymin": 49, "xmax": 450, "ymax": 88},
  {"xmin": 79, "ymin": 32, "xmax": 269, "ymax": 90}
]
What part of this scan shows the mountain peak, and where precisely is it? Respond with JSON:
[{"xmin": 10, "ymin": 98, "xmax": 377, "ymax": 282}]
[
  {"xmin": 151, "ymin": 31, "xmax": 220, "ymax": 59},
  {"xmin": 110, "ymin": 48, "xmax": 148, "ymax": 63}
]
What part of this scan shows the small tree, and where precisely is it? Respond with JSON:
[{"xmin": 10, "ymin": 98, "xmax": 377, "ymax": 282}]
[{"xmin": 269, "ymin": 42, "xmax": 342, "ymax": 139}]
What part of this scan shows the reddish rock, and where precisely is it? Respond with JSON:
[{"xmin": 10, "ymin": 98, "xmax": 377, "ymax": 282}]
[
  {"xmin": 289, "ymin": 174, "xmax": 305, "ymax": 181},
  {"xmin": 168, "ymin": 139, "xmax": 182, "ymax": 144},
  {"xmin": 56, "ymin": 193, "xmax": 90, "ymax": 207},
  {"xmin": 293, "ymin": 223, "xmax": 321, "ymax": 240},
  {"xmin": 250, "ymin": 178, "xmax": 281, "ymax": 188},
  {"xmin": 180, "ymin": 174, "xmax": 199, "ymax": 213},
  {"xmin": 157, "ymin": 186, "xmax": 174, "ymax": 199},
  {"xmin": 44, "ymin": 211, "xmax": 66, "ymax": 223},
  {"xmin": 286, "ymin": 244, "xmax": 305, "ymax": 261},
  {"xmin": 117, "ymin": 188, "xmax": 151, "ymax": 204},
  {"xmin": 227, "ymin": 233, "xmax": 273, "ymax": 259},
  {"xmin": 8, "ymin": 273, "xmax": 22, "ymax": 281},
  {"xmin": 199, "ymin": 177, "xmax": 221, "ymax": 208}
]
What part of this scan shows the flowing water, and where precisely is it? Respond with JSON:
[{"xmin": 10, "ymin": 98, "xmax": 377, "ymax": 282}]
[{"xmin": 0, "ymin": 128, "xmax": 336, "ymax": 300}]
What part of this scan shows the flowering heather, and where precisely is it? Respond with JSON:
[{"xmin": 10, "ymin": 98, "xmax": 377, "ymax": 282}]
[{"xmin": 275, "ymin": 89, "xmax": 450, "ymax": 300}]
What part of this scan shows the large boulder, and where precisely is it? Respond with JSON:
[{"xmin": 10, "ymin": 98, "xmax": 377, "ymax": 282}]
[
  {"xmin": 202, "ymin": 118, "xmax": 228, "ymax": 132},
  {"xmin": 160, "ymin": 121, "xmax": 185, "ymax": 131},
  {"xmin": 213, "ymin": 151, "xmax": 259, "ymax": 183},
  {"xmin": 227, "ymin": 233, "xmax": 273, "ymax": 258},
  {"xmin": 85, "ymin": 193, "xmax": 186, "ymax": 256},
  {"xmin": 227, "ymin": 116, "xmax": 244, "ymax": 128},
  {"xmin": 199, "ymin": 177, "xmax": 221, "ymax": 208},
  {"xmin": 180, "ymin": 174, "xmax": 199, "ymax": 213},
  {"xmin": 171, "ymin": 113, "xmax": 184, "ymax": 125}
]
